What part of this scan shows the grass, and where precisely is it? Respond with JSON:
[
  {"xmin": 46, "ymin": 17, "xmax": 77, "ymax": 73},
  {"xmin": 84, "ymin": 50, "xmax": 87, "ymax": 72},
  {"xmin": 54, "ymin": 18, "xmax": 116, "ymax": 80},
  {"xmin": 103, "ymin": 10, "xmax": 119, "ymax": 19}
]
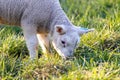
[{"xmin": 0, "ymin": 0, "xmax": 120, "ymax": 80}]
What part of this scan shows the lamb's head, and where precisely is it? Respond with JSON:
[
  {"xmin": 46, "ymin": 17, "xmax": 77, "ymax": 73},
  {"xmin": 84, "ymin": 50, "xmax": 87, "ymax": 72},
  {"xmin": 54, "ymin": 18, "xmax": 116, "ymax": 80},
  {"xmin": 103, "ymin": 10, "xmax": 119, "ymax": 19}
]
[{"xmin": 52, "ymin": 25, "xmax": 94, "ymax": 59}]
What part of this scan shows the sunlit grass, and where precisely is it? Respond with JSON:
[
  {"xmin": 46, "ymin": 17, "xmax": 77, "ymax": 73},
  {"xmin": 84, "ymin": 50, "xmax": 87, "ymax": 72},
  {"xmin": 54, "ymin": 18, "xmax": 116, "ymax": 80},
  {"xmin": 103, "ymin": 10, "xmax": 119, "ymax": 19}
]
[{"xmin": 0, "ymin": 0, "xmax": 120, "ymax": 79}]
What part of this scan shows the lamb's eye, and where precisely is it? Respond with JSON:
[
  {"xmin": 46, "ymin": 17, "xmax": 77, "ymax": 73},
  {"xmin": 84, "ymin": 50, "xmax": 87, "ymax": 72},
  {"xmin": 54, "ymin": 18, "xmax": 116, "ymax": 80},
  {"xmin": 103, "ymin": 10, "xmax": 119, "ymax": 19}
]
[
  {"xmin": 61, "ymin": 40, "xmax": 66, "ymax": 47},
  {"xmin": 61, "ymin": 41, "xmax": 65, "ymax": 44}
]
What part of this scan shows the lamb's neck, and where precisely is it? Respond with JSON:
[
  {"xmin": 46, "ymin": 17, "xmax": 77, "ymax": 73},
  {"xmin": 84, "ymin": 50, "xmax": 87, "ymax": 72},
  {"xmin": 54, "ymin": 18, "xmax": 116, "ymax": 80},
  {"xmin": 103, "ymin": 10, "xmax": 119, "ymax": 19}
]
[
  {"xmin": 52, "ymin": 10, "xmax": 72, "ymax": 26},
  {"xmin": 49, "ymin": 9, "xmax": 73, "ymax": 35}
]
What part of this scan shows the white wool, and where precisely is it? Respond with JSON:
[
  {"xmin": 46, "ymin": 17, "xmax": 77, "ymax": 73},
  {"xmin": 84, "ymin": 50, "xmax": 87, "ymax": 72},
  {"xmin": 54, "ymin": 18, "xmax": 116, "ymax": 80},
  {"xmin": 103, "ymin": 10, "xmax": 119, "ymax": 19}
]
[{"xmin": 0, "ymin": 0, "xmax": 94, "ymax": 59}]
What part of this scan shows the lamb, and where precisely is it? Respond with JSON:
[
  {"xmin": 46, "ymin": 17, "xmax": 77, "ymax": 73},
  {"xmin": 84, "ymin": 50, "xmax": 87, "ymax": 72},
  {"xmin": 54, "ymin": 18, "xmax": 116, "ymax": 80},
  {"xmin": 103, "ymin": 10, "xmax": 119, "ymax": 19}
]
[{"xmin": 0, "ymin": 0, "xmax": 94, "ymax": 59}]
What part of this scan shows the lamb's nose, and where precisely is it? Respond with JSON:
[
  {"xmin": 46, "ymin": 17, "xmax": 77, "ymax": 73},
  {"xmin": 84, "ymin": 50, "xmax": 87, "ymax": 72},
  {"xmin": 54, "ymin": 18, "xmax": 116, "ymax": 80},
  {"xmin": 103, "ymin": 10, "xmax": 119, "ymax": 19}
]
[{"xmin": 69, "ymin": 50, "xmax": 74, "ymax": 56}]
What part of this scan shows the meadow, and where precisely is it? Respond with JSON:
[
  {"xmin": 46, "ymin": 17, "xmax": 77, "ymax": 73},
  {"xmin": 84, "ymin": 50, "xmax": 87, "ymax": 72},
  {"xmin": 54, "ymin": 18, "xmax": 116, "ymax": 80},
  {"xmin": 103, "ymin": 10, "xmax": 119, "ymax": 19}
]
[{"xmin": 0, "ymin": 0, "xmax": 120, "ymax": 80}]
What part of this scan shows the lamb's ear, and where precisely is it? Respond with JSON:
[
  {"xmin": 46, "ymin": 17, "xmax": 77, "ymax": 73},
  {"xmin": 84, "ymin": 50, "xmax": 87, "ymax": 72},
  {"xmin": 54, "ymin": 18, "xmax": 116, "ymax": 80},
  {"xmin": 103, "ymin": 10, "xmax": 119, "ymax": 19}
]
[
  {"xmin": 55, "ymin": 25, "xmax": 66, "ymax": 35},
  {"xmin": 76, "ymin": 27, "xmax": 94, "ymax": 35}
]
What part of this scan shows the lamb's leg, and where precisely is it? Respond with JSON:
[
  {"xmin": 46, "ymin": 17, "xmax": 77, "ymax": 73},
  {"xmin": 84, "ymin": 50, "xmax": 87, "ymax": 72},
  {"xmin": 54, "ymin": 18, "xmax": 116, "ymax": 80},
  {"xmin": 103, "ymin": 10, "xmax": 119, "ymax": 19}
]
[
  {"xmin": 37, "ymin": 34, "xmax": 51, "ymax": 54},
  {"xmin": 21, "ymin": 23, "xmax": 39, "ymax": 59}
]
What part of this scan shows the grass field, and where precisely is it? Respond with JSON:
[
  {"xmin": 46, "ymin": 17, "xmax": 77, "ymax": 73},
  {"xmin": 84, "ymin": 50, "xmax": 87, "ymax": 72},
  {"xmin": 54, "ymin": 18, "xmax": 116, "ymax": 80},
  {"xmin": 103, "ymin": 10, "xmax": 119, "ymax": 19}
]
[{"xmin": 0, "ymin": 0, "xmax": 120, "ymax": 80}]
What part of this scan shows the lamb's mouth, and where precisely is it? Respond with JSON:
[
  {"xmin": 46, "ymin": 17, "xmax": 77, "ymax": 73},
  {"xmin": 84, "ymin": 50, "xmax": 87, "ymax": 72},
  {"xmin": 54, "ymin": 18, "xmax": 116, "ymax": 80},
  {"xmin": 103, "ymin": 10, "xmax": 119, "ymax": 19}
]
[{"xmin": 56, "ymin": 50, "xmax": 74, "ymax": 60}]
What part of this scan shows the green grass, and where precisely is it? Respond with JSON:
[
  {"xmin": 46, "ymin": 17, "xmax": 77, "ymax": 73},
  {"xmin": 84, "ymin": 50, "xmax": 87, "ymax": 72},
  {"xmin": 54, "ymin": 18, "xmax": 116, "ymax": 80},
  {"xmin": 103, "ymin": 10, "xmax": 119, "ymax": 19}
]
[{"xmin": 0, "ymin": 0, "xmax": 120, "ymax": 80}]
